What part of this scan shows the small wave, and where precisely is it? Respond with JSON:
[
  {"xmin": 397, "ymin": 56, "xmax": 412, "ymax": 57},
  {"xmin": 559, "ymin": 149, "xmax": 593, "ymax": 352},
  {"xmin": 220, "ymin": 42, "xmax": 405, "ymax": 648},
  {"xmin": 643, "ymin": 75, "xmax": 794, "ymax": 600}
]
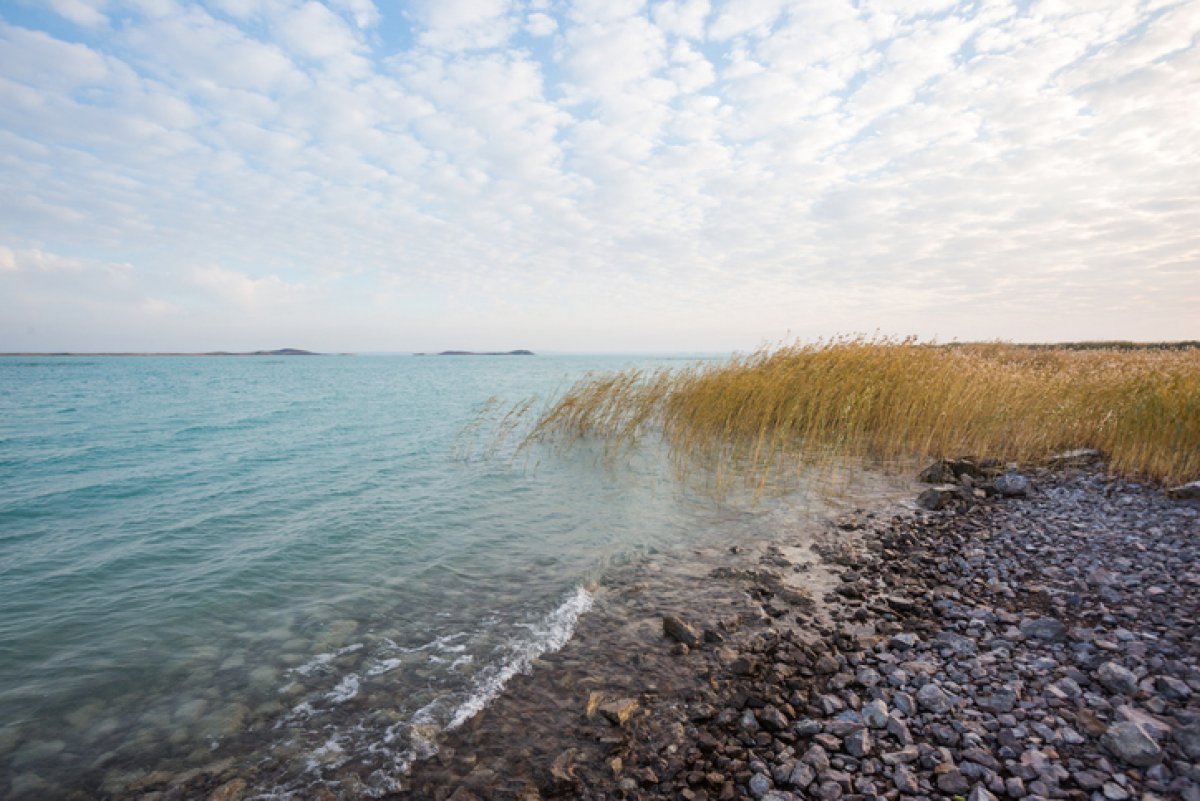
[
  {"xmin": 291, "ymin": 643, "xmax": 363, "ymax": 677},
  {"xmin": 446, "ymin": 586, "xmax": 592, "ymax": 730},
  {"xmin": 325, "ymin": 673, "xmax": 360, "ymax": 704}
]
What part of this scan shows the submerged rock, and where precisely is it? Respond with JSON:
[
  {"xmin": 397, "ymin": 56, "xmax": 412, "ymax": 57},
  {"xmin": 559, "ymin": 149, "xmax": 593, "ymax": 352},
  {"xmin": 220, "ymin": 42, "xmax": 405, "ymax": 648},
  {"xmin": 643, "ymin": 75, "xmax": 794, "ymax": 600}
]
[{"xmin": 662, "ymin": 615, "xmax": 701, "ymax": 648}]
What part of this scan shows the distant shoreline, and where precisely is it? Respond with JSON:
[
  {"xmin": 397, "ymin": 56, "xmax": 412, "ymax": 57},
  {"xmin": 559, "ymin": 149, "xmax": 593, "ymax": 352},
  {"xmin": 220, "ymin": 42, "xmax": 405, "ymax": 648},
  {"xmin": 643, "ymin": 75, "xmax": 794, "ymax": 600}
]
[
  {"xmin": 413, "ymin": 350, "xmax": 536, "ymax": 356},
  {"xmin": 0, "ymin": 349, "xmax": 337, "ymax": 357}
]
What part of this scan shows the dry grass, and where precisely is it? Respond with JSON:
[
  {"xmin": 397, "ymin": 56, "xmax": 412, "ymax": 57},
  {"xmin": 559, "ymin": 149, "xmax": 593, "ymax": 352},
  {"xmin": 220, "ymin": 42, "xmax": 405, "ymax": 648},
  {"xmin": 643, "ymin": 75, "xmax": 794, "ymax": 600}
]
[{"xmin": 521, "ymin": 338, "xmax": 1200, "ymax": 491}]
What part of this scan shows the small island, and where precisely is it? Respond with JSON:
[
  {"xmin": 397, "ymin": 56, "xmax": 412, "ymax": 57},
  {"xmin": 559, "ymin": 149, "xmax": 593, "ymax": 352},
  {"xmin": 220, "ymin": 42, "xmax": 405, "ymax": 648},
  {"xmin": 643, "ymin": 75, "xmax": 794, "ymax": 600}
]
[{"xmin": 414, "ymin": 350, "xmax": 535, "ymax": 356}]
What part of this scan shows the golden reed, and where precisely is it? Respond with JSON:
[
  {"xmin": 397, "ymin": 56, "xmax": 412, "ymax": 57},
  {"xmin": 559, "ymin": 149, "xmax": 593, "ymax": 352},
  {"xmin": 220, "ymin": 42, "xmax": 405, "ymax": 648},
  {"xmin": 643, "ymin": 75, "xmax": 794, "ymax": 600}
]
[{"xmin": 521, "ymin": 338, "xmax": 1200, "ymax": 490}]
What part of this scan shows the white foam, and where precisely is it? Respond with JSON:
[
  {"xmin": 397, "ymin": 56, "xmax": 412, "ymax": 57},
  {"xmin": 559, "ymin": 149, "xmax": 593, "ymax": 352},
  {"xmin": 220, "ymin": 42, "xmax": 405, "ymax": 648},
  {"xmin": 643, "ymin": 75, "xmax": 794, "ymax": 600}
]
[
  {"xmin": 446, "ymin": 586, "xmax": 592, "ymax": 730},
  {"xmin": 325, "ymin": 673, "xmax": 360, "ymax": 704},
  {"xmin": 366, "ymin": 657, "xmax": 403, "ymax": 677},
  {"xmin": 291, "ymin": 642, "xmax": 364, "ymax": 677}
]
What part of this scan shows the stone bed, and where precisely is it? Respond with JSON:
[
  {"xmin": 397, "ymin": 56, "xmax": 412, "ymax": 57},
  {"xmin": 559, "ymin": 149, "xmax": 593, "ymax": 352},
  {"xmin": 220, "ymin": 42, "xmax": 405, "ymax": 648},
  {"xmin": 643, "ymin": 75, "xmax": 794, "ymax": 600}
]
[{"xmin": 398, "ymin": 460, "xmax": 1199, "ymax": 801}]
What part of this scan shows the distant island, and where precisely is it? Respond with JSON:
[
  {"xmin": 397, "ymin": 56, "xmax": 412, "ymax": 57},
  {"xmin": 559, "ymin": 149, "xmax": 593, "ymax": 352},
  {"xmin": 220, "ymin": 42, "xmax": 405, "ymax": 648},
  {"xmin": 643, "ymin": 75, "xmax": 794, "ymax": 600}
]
[
  {"xmin": 414, "ymin": 350, "xmax": 535, "ymax": 356},
  {"xmin": 0, "ymin": 348, "xmax": 327, "ymax": 357}
]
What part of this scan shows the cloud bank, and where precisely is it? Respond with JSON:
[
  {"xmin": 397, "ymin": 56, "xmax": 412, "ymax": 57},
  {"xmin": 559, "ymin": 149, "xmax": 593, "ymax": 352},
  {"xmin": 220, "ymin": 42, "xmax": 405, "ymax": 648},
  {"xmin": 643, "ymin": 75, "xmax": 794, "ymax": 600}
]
[{"xmin": 1, "ymin": 0, "xmax": 1197, "ymax": 351}]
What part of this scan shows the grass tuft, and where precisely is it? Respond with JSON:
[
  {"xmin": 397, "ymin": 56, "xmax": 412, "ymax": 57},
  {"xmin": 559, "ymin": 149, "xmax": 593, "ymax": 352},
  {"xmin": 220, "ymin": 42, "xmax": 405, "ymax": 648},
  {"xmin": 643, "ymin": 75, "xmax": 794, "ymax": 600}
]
[{"xmin": 520, "ymin": 338, "xmax": 1200, "ymax": 491}]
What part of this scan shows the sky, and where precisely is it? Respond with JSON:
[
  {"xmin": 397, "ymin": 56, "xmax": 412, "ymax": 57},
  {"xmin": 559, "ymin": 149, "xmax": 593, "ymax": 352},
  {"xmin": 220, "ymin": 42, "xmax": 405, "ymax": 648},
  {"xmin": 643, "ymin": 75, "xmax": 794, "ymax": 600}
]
[{"xmin": 0, "ymin": 0, "xmax": 1197, "ymax": 353}]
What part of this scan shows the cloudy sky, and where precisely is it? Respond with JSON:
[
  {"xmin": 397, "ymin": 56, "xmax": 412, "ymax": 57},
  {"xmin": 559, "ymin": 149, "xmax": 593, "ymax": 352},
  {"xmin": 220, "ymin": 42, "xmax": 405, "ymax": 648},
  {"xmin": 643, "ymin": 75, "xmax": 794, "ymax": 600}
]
[{"xmin": 1, "ymin": 0, "xmax": 1197, "ymax": 352}]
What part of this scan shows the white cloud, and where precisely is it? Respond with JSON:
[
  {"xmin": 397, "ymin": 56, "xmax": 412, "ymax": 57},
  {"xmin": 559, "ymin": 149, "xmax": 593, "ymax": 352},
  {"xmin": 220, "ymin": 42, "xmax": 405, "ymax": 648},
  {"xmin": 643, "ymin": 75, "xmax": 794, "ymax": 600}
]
[
  {"xmin": 274, "ymin": 0, "xmax": 361, "ymax": 61},
  {"xmin": 409, "ymin": 0, "xmax": 514, "ymax": 51},
  {"xmin": 525, "ymin": 12, "xmax": 556, "ymax": 37},
  {"xmin": 0, "ymin": 1, "xmax": 1198, "ymax": 350},
  {"xmin": 45, "ymin": 0, "xmax": 108, "ymax": 28}
]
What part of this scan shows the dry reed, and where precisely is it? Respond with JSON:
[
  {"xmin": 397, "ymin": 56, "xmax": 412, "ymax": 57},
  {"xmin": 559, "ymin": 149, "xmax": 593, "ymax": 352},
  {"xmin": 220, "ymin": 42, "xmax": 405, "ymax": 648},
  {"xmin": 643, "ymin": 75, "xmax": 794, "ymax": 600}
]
[{"xmin": 522, "ymin": 338, "xmax": 1200, "ymax": 491}]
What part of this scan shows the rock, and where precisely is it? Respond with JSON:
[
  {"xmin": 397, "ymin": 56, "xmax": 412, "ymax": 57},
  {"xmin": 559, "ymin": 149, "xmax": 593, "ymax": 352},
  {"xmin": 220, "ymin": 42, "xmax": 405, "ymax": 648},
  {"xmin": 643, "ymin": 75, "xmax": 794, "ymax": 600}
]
[
  {"xmin": 844, "ymin": 729, "xmax": 871, "ymax": 757},
  {"xmin": 801, "ymin": 744, "xmax": 830, "ymax": 772},
  {"xmin": 1173, "ymin": 722, "xmax": 1200, "ymax": 759},
  {"xmin": 757, "ymin": 705, "xmax": 789, "ymax": 732},
  {"xmin": 1153, "ymin": 675, "xmax": 1192, "ymax": 700},
  {"xmin": 748, "ymin": 773, "xmax": 771, "ymax": 798},
  {"xmin": 981, "ymin": 688, "xmax": 1018, "ymax": 713},
  {"xmin": 917, "ymin": 485, "xmax": 960, "ymax": 510},
  {"xmin": 662, "ymin": 615, "xmax": 701, "ymax": 647},
  {"xmin": 1165, "ymin": 480, "xmax": 1200, "ymax": 500},
  {"xmin": 970, "ymin": 787, "xmax": 999, "ymax": 801},
  {"xmin": 597, "ymin": 698, "xmax": 639, "ymax": 726},
  {"xmin": 550, "ymin": 749, "xmax": 577, "ymax": 783},
  {"xmin": 1048, "ymin": 448, "xmax": 1102, "ymax": 466},
  {"xmin": 893, "ymin": 765, "xmax": 920, "ymax": 793},
  {"xmin": 1101, "ymin": 721, "xmax": 1163, "ymax": 766},
  {"xmin": 1097, "ymin": 661, "xmax": 1138, "ymax": 695},
  {"xmin": 861, "ymin": 699, "xmax": 888, "ymax": 729},
  {"xmin": 815, "ymin": 780, "xmax": 843, "ymax": 800},
  {"xmin": 787, "ymin": 761, "xmax": 815, "ymax": 788},
  {"xmin": 208, "ymin": 779, "xmax": 247, "ymax": 801},
  {"xmin": 882, "ymin": 746, "xmax": 919, "ymax": 765},
  {"xmin": 936, "ymin": 769, "xmax": 970, "ymax": 794},
  {"xmin": 916, "ymin": 683, "xmax": 952, "ymax": 713},
  {"xmin": 1018, "ymin": 616, "xmax": 1067, "ymax": 642},
  {"xmin": 888, "ymin": 632, "xmax": 919, "ymax": 650},
  {"xmin": 1116, "ymin": 705, "xmax": 1171, "ymax": 740},
  {"xmin": 814, "ymin": 654, "xmax": 839, "ymax": 674},
  {"xmin": 993, "ymin": 471, "xmax": 1031, "ymax": 497}
]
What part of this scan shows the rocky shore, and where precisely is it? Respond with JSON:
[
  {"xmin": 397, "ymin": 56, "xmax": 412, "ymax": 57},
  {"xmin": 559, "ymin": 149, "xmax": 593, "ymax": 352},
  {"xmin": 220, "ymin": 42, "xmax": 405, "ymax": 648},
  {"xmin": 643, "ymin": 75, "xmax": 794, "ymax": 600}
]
[{"xmin": 398, "ymin": 458, "xmax": 1199, "ymax": 801}]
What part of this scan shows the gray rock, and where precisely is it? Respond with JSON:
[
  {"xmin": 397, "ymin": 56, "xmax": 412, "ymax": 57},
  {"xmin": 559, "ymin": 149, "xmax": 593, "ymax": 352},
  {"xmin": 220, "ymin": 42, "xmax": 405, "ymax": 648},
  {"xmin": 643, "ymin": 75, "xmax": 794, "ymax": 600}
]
[
  {"xmin": 862, "ymin": 699, "xmax": 888, "ymax": 729},
  {"xmin": 970, "ymin": 786, "xmax": 999, "ymax": 801},
  {"xmin": 1153, "ymin": 675, "xmax": 1192, "ymax": 700},
  {"xmin": 881, "ymin": 746, "xmax": 919, "ymax": 765},
  {"xmin": 893, "ymin": 765, "xmax": 919, "ymax": 793},
  {"xmin": 936, "ymin": 631, "xmax": 978, "ymax": 656},
  {"xmin": 815, "ymin": 780, "xmax": 843, "ymax": 800},
  {"xmin": 793, "ymin": 718, "xmax": 822, "ymax": 737},
  {"xmin": 758, "ymin": 705, "xmax": 789, "ymax": 732},
  {"xmin": 916, "ymin": 683, "xmax": 952, "ymax": 713},
  {"xmin": 801, "ymin": 744, "xmax": 830, "ymax": 771},
  {"xmin": 661, "ymin": 615, "xmax": 700, "ymax": 647},
  {"xmin": 1165, "ymin": 480, "xmax": 1200, "ymax": 500},
  {"xmin": 993, "ymin": 471, "xmax": 1031, "ymax": 497},
  {"xmin": 1101, "ymin": 721, "xmax": 1163, "ymax": 766},
  {"xmin": 937, "ymin": 769, "xmax": 970, "ymax": 794},
  {"xmin": 749, "ymin": 772, "xmax": 771, "ymax": 798},
  {"xmin": 982, "ymin": 688, "xmax": 1018, "ymax": 713},
  {"xmin": 886, "ymin": 716, "xmax": 913, "ymax": 745},
  {"xmin": 1018, "ymin": 616, "xmax": 1067, "ymax": 642},
  {"xmin": 888, "ymin": 632, "xmax": 919, "ymax": 650},
  {"xmin": 761, "ymin": 793, "xmax": 794, "ymax": 801},
  {"xmin": 1174, "ymin": 722, "xmax": 1200, "ymax": 759},
  {"xmin": 917, "ymin": 485, "xmax": 960, "ymax": 510},
  {"xmin": 1097, "ymin": 661, "xmax": 1138, "ymax": 695},
  {"xmin": 787, "ymin": 761, "xmax": 815, "ymax": 789},
  {"xmin": 844, "ymin": 729, "xmax": 871, "ymax": 757}
]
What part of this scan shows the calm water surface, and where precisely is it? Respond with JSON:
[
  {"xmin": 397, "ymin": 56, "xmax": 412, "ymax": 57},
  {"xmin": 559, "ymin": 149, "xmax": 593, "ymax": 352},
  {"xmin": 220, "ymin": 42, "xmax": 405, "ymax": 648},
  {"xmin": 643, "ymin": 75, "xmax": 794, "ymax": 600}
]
[{"xmin": 1, "ymin": 353, "xmax": 809, "ymax": 797}]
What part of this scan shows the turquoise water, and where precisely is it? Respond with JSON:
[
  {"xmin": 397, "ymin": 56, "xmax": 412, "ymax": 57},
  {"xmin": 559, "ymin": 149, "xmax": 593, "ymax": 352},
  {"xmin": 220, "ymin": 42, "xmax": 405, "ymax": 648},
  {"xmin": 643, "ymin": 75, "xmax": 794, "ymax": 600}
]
[{"xmin": 0, "ymin": 353, "xmax": 786, "ymax": 797}]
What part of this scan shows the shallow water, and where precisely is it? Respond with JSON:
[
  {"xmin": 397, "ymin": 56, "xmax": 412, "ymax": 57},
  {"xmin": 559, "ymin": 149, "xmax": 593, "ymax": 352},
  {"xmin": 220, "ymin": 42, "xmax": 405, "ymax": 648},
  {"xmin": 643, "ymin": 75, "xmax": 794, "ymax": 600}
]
[{"xmin": 0, "ymin": 353, "xmax": 795, "ymax": 796}]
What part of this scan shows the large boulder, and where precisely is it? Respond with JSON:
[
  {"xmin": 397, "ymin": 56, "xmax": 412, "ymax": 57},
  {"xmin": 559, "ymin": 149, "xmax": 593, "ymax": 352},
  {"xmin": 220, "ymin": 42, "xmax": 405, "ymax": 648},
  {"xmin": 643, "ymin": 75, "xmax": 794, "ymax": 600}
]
[{"xmin": 1165, "ymin": 481, "xmax": 1200, "ymax": 501}]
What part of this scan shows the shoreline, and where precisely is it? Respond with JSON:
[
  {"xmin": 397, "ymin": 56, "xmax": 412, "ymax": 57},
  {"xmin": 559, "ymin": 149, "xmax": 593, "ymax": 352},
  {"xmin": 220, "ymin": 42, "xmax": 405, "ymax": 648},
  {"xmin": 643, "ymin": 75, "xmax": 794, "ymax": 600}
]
[{"xmin": 396, "ymin": 462, "xmax": 1199, "ymax": 801}]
